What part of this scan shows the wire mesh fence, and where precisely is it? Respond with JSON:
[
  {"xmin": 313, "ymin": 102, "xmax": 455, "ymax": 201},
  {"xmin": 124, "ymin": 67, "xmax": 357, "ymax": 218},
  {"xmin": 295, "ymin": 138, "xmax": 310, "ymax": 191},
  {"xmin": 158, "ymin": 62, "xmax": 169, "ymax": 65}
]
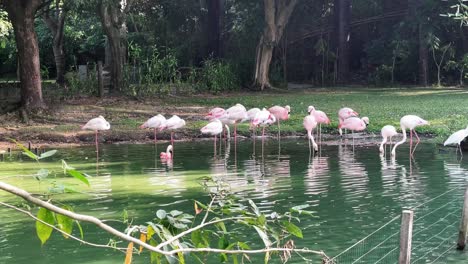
[{"xmin": 326, "ymin": 187, "xmax": 465, "ymax": 264}]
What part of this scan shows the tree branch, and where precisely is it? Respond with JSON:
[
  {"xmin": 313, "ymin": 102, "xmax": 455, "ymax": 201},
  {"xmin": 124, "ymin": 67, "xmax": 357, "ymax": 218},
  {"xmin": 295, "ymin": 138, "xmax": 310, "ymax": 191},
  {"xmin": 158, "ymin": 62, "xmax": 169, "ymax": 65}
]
[
  {"xmin": 0, "ymin": 201, "xmax": 127, "ymax": 253},
  {"xmin": 0, "ymin": 181, "xmax": 329, "ymax": 259}
]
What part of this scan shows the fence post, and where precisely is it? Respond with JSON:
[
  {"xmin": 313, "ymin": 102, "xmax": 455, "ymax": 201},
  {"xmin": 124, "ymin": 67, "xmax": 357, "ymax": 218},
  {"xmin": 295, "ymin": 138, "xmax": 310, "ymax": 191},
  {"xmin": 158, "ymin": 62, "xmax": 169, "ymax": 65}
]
[
  {"xmin": 457, "ymin": 187, "xmax": 468, "ymax": 250},
  {"xmin": 97, "ymin": 61, "xmax": 104, "ymax": 97},
  {"xmin": 399, "ymin": 210, "xmax": 414, "ymax": 264}
]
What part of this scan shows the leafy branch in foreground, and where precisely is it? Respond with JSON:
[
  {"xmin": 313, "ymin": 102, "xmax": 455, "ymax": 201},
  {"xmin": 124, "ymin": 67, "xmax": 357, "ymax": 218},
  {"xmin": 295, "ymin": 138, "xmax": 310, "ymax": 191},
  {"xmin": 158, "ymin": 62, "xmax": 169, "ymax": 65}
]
[{"xmin": 0, "ymin": 147, "xmax": 330, "ymax": 263}]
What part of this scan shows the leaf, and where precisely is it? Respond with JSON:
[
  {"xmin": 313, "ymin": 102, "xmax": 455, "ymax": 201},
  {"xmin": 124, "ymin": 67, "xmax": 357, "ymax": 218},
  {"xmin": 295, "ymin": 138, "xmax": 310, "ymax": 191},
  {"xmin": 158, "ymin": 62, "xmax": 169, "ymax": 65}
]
[
  {"xmin": 237, "ymin": 241, "xmax": 250, "ymax": 250},
  {"xmin": 150, "ymin": 240, "xmax": 162, "ymax": 264},
  {"xmin": 36, "ymin": 207, "xmax": 55, "ymax": 245},
  {"xmin": 156, "ymin": 209, "xmax": 167, "ymax": 220},
  {"xmin": 67, "ymin": 170, "xmax": 90, "ymax": 186},
  {"xmin": 35, "ymin": 169, "xmax": 49, "ymax": 181},
  {"xmin": 257, "ymin": 214, "xmax": 266, "ymax": 226},
  {"xmin": 170, "ymin": 210, "xmax": 183, "ymax": 217},
  {"xmin": 75, "ymin": 220, "xmax": 84, "ymax": 239},
  {"xmin": 56, "ymin": 213, "xmax": 73, "ymax": 238},
  {"xmin": 253, "ymin": 226, "xmax": 271, "ymax": 247},
  {"xmin": 139, "ymin": 233, "xmax": 147, "ymax": 253},
  {"xmin": 215, "ymin": 221, "xmax": 227, "ymax": 234},
  {"xmin": 147, "ymin": 225, "xmax": 156, "ymax": 240},
  {"xmin": 125, "ymin": 242, "xmax": 133, "ymax": 264},
  {"xmin": 282, "ymin": 221, "xmax": 303, "ymax": 238},
  {"xmin": 248, "ymin": 199, "xmax": 260, "ymax": 216},
  {"xmin": 194, "ymin": 201, "xmax": 203, "ymax": 215},
  {"xmin": 39, "ymin": 150, "xmax": 57, "ymax": 160}
]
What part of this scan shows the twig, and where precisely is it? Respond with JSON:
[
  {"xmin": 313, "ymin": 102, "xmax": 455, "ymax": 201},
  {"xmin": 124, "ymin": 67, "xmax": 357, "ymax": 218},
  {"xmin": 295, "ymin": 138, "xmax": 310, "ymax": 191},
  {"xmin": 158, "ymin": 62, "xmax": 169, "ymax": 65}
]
[
  {"xmin": 0, "ymin": 201, "xmax": 127, "ymax": 253},
  {"xmin": 201, "ymin": 195, "xmax": 216, "ymax": 225}
]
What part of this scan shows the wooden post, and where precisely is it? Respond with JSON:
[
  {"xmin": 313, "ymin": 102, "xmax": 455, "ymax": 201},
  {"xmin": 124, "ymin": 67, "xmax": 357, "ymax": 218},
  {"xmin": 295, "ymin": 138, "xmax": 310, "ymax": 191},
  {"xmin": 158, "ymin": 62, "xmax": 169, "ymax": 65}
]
[
  {"xmin": 399, "ymin": 210, "xmax": 414, "ymax": 264},
  {"xmin": 97, "ymin": 61, "xmax": 104, "ymax": 97},
  {"xmin": 457, "ymin": 187, "xmax": 468, "ymax": 250}
]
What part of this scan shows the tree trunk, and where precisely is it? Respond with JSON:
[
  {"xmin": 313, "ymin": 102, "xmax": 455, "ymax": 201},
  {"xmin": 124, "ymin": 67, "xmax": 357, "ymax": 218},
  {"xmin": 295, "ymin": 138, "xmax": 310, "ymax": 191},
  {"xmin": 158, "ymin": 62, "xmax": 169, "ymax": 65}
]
[
  {"xmin": 418, "ymin": 24, "xmax": 429, "ymax": 86},
  {"xmin": 206, "ymin": 0, "xmax": 222, "ymax": 58},
  {"xmin": 4, "ymin": 0, "xmax": 45, "ymax": 110},
  {"xmin": 334, "ymin": 0, "xmax": 351, "ymax": 84},
  {"xmin": 98, "ymin": 1, "xmax": 127, "ymax": 93},
  {"xmin": 253, "ymin": 0, "xmax": 297, "ymax": 90},
  {"xmin": 43, "ymin": 0, "xmax": 67, "ymax": 86}
]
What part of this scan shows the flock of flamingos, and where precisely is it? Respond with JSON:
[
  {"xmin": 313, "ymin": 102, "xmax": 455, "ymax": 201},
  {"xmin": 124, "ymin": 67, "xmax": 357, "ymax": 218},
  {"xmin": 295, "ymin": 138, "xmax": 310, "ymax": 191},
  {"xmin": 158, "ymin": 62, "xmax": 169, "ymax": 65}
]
[{"xmin": 81, "ymin": 103, "xmax": 468, "ymax": 160}]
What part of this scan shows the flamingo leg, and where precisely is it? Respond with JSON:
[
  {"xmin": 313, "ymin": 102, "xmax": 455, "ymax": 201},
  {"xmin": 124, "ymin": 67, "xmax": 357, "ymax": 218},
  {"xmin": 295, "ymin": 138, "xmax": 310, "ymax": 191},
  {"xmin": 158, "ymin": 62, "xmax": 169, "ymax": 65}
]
[
  {"xmin": 214, "ymin": 134, "xmax": 217, "ymax": 156},
  {"xmin": 277, "ymin": 119, "xmax": 281, "ymax": 139},
  {"xmin": 154, "ymin": 128, "xmax": 157, "ymax": 144},
  {"xmin": 414, "ymin": 130, "xmax": 421, "ymax": 144},
  {"xmin": 262, "ymin": 126, "xmax": 265, "ymax": 138},
  {"xmin": 95, "ymin": 130, "xmax": 99, "ymax": 154},
  {"xmin": 409, "ymin": 130, "xmax": 414, "ymax": 157}
]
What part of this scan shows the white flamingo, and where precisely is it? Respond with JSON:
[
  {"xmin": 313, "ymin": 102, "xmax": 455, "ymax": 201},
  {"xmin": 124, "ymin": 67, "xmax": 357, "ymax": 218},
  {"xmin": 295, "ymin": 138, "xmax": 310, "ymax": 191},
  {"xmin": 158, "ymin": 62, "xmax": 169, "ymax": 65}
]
[
  {"xmin": 81, "ymin": 116, "xmax": 110, "ymax": 152},
  {"xmin": 391, "ymin": 115, "xmax": 429, "ymax": 157},
  {"xmin": 140, "ymin": 114, "xmax": 166, "ymax": 143}
]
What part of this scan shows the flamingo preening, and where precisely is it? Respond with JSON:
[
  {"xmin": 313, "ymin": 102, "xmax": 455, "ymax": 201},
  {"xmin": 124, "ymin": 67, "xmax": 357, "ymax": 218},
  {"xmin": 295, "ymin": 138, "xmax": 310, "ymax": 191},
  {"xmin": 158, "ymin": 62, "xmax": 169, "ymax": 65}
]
[
  {"xmin": 391, "ymin": 115, "xmax": 429, "ymax": 157},
  {"xmin": 244, "ymin": 108, "xmax": 261, "ymax": 137},
  {"xmin": 81, "ymin": 116, "xmax": 110, "ymax": 152},
  {"xmin": 252, "ymin": 108, "xmax": 276, "ymax": 138},
  {"xmin": 380, "ymin": 125, "xmax": 398, "ymax": 154},
  {"xmin": 444, "ymin": 125, "xmax": 468, "ymax": 157},
  {"xmin": 338, "ymin": 107, "xmax": 359, "ymax": 137},
  {"xmin": 268, "ymin": 105, "xmax": 290, "ymax": 138},
  {"xmin": 303, "ymin": 112, "xmax": 318, "ymax": 152},
  {"xmin": 159, "ymin": 115, "xmax": 186, "ymax": 147},
  {"xmin": 309, "ymin": 106, "xmax": 330, "ymax": 145},
  {"xmin": 140, "ymin": 114, "xmax": 166, "ymax": 143},
  {"xmin": 338, "ymin": 116, "xmax": 369, "ymax": 147}
]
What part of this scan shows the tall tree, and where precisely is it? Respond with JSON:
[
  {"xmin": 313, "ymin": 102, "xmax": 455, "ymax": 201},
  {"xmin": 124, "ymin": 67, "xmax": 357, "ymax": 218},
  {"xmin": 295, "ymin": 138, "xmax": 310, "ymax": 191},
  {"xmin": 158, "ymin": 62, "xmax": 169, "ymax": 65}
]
[
  {"xmin": 97, "ymin": 0, "xmax": 132, "ymax": 93},
  {"xmin": 408, "ymin": 0, "xmax": 429, "ymax": 86},
  {"xmin": 206, "ymin": 0, "xmax": 222, "ymax": 58},
  {"xmin": 253, "ymin": 0, "xmax": 297, "ymax": 90},
  {"xmin": 2, "ymin": 0, "xmax": 44, "ymax": 110},
  {"xmin": 334, "ymin": 0, "xmax": 351, "ymax": 84},
  {"xmin": 43, "ymin": 0, "xmax": 68, "ymax": 86}
]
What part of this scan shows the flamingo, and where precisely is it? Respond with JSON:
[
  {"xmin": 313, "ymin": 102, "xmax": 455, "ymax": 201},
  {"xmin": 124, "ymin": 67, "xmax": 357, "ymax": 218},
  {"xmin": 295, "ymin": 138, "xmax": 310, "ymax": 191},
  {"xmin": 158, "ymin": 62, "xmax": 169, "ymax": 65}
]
[
  {"xmin": 225, "ymin": 103, "xmax": 248, "ymax": 139},
  {"xmin": 244, "ymin": 108, "xmax": 261, "ymax": 137},
  {"xmin": 303, "ymin": 113, "xmax": 318, "ymax": 152},
  {"xmin": 252, "ymin": 108, "xmax": 276, "ymax": 138},
  {"xmin": 380, "ymin": 125, "xmax": 398, "ymax": 154},
  {"xmin": 338, "ymin": 116, "xmax": 369, "ymax": 147},
  {"xmin": 160, "ymin": 145, "xmax": 173, "ymax": 160},
  {"xmin": 338, "ymin": 107, "xmax": 359, "ymax": 137},
  {"xmin": 309, "ymin": 106, "xmax": 330, "ymax": 144},
  {"xmin": 391, "ymin": 115, "xmax": 429, "ymax": 157},
  {"xmin": 443, "ymin": 125, "xmax": 468, "ymax": 156},
  {"xmin": 268, "ymin": 105, "xmax": 290, "ymax": 137},
  {"xmin": 81, "ymin": 116, "xmax": 110, "ymax": 152},
  {"xmin": 160, "ymin": 115, "xmax": 186, "ymax": 146},
  {"xmin": 201, "ymin": 119, "xmax": 223, "ymax": 151},
  {"xmin": 206, "ymin": 107, "xmax": 225, "ymax": 120},
  {"xmin": 140, "ymin": 114, "xmax": 166, "ymax": 143}
]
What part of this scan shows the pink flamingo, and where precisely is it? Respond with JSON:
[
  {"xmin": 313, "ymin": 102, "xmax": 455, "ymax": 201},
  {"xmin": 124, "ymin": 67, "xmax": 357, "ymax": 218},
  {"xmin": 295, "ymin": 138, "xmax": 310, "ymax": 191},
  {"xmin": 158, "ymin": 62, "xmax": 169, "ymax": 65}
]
[
  {"xmin": 200, "ymin": 119, "xmax": 223, "ymax": 151},
  {"xmin": 338, "ymin": 116, "xmax": 369, "ymax": 146},
  {"xmin": 303, "ymin": 113, "xmax": 318, "ymax": 152},
  {"xmin": 380, "ymin": 125, "xmax": 398, "ymax": 154},
  {"xmin": 244, "ymin": 108, "xmax": 261, "ymax": 137},
  {"xmin": 81, "ymin": 116, "xmax": 110, "ymax": 152},
  {"xmin": 252, "ymin": 108, "xmax": 276, "ymax": 138},
  {"xmin": 159, "ymin": 115, "xmax": 186, "ymax": 146},
  {"xmin": 268, "ymin": 105, "xmax": 290, "ymax": 137},
  {"xmin": 140, "ymin": 114, "xmax": 166, "ymax": 143},
  {"xmin": 160, "ymin": 145, "xmax": 173, "ymax": 160},
  {"xmin": 338, "ymin": 107, "xmax": 359, "ymax": 137},
  {"xmin": 225, "ymin": 103, "xmax": 248, "ymax": 139},
  {"xmin": 206, "ymin": 107, "xmax": 225, "ymax": 120},
  {"xmin": 391, "ymin": 115, "xmax": 429, "ymax": 157},
  {"xmin": 309, "ymin": 106, "xmax": 330, "ymax": 144}
]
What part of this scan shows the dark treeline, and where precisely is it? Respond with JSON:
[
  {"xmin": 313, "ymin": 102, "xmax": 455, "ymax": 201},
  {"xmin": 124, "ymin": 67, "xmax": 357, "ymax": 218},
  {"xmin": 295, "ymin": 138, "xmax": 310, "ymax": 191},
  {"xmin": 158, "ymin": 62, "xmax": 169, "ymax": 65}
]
[{"xmin": 0, "ymin": 0, "xmax": 467, "ymax": 111}]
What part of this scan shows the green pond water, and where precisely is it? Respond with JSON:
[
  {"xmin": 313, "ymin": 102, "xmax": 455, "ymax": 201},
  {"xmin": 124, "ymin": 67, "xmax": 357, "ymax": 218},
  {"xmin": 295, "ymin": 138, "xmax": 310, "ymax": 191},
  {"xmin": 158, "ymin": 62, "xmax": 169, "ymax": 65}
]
[{"xmin": 1, "ymin": 139, "xmax": 468, "ymax": 263}]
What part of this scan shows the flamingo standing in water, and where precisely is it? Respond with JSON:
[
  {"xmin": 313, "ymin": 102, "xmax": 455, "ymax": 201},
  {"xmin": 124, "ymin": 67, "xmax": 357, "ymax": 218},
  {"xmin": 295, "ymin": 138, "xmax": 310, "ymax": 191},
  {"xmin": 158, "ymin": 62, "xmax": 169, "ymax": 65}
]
[
  {"xmin": 309, "ymin": 106, "xmax": 330, "ymax": 144},
  {"xmin": 206, "ymin": 107, "xmax": 232, "ymax": 140},
  {"xmin": 160, "ymin": 115, "xmax": 186, "ymax": 146},
  {"xmin": 160, "ymin": 145, "xmax": 173, "ymax": 160},
  {"xmin": 244, "ymin": 108, "xmax": 261, "ymax": 137},
  {"xmin": 380, "ymin": 125, "xmax": 398, "ymax": 154},
  {"xmin": 201, "ymin": 119, "xmax": 223, "ymax": 152},
  {"xmin": 443, "ymin": 125, "xmax": 468, "ymax": 156},
  {"xmin": 338, "ymin": 116, "xmax": 369, "ymax": 147},
  {"xmin": 81, "ymin": 116, "xmax": 110, "ymax": 152},
  {"xmin": 225, "ymin": 103, "xmax": 248, "ymax": 140},
  {"xmin": 252, "ymin": 108, "xmax": 276, "ymax": 138},
  {"xmin": 268, "ymin": 105, "xmax": 290, "ymax": 137},
  {"xmin": 338, "ymin": 107, "xmax": 359, "ymax": 137},
  {"xmin": 303, "ymin": 112, "xmax": 318, "ymax": 152},
  {"xmin": 140, "ymin": 114, "xmax": 166, "ymax": 143},
  {"xmin": 391, "ymin": 115, "xmax": 429, "ymax": 157}
]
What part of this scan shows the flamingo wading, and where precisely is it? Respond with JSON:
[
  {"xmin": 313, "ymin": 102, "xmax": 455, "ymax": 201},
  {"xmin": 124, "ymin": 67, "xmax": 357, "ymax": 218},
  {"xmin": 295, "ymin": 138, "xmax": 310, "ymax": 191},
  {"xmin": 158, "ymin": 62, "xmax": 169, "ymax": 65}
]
[
  {"xmin": 140, "ymin": 114, "xmax": 166, "ymax": 143},
  {"xmin": 81, "ymin": 116, "xmax": 110, "ymax": 152},
  {"xmin": 268, "ymin": 105, "xmax": 290, "ymax": 138},
  {"xmin": 160, "ymin": 115, "xmax": 186, "ymax": 146},
  {"xmin": 391, "ymin": 115, "xmax": 429, "ymax": 157},
  {"xmin": 443, "ymin": 125, "xmax": 468, "ymax": 156},
  {"xmin": 380, "ymin": 125, "xmax": 398, "ymax": 154}
]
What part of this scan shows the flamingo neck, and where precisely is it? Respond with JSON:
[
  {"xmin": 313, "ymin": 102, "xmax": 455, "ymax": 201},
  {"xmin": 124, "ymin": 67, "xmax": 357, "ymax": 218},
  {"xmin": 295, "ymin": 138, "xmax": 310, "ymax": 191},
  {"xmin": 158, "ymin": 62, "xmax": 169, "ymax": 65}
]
[
  {"xmin": 379, "ymin": 137, "xmax": 388, "ymax": 153},
  {"xmin": 391, "ymin": 126, "xmax": 407, "ymax": 155}
]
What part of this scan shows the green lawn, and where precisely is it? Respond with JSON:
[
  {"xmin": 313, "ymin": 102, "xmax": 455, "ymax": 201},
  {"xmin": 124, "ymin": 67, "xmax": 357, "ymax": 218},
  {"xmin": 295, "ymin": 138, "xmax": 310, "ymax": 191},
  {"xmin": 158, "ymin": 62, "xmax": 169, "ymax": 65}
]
[{"xmin": 164, "ymin": 87, "xmax": 468, "ymax": 142}]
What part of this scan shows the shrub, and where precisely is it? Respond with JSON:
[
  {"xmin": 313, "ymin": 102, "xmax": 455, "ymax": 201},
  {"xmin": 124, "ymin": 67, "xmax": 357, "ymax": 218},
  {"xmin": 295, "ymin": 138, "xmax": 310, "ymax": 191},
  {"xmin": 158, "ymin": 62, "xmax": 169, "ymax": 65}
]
[{"xmin": 200, "ymin": 58, "xmax": 239, "ymax": 93}]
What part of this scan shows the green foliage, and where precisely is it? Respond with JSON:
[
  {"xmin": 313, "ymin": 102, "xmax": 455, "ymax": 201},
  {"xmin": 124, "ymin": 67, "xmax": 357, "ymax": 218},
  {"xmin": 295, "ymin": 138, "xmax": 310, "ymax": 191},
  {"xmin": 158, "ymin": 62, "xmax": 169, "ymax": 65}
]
[
  {"xmin": 444, "ymin": 0, "xmax": 468, "ymax": 26},
  {"xmin": 200, "ymin": 58, "xmax": 239, "ymax": 93},
  {"xmin": 64, "ymin": 66, "xmax": 98, "ymax": 97},
  {"xmin": 36, "ymin": 207, "xmax": 55, "ymax": 245}
]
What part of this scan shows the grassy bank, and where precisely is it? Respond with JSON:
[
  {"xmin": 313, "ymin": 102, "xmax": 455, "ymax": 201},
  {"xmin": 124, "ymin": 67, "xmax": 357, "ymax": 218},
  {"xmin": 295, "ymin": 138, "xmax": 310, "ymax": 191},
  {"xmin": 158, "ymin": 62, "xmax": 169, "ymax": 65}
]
[{"xmin": 1, "ymin": 87, "xmax": 467, "ymax": 147}]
